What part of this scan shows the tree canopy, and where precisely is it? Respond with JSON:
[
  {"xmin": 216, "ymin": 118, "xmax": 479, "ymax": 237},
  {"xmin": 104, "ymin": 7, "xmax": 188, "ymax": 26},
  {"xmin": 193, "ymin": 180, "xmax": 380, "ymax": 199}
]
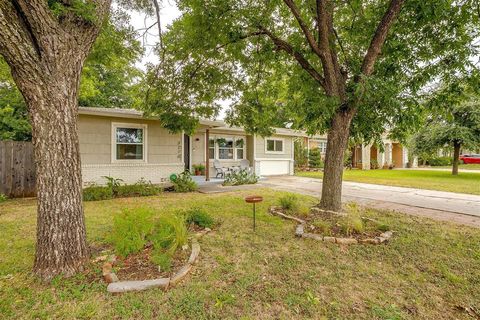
[{"xmin": 143, "ymin": 0, "xmax": 479, "ymax": 139}]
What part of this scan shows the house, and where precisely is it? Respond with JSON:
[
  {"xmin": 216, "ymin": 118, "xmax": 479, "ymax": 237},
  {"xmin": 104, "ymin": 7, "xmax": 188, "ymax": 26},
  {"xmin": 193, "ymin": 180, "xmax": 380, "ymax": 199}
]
[
  {"xmin": 78, "ymin": 107, "xmax": 303, "ymax": 185},
  {"xmin": 306, "ymin": 134, "xmax": 417, "ymax": 170}
]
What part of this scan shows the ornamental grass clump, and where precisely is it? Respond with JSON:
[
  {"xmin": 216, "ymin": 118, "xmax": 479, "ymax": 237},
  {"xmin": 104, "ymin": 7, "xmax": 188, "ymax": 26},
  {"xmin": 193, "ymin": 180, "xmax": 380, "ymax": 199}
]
[
  {"xmin": 185, "ymin": 207, "xmax": 215, "ymax": 229},
  {"xmin": 278, "ymin": 194, "xmax": 299, "ymax": 213},
  {"xmin": 111, "ymin": 207, "xmax": 155, "ymax": 257}
]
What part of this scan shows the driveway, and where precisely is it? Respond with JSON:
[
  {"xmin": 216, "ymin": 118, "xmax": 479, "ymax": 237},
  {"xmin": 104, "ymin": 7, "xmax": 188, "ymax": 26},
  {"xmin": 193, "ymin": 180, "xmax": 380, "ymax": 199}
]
[{"xmin": 261, "ymin": 175, "xmax": 480, "ymax": 227}]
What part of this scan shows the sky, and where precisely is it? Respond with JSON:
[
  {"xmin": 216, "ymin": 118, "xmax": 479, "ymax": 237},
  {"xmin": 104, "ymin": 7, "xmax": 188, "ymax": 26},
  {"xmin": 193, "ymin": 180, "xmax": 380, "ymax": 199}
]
[{"xmin": 128, "ymin": 2, "xmax": 180, "ymax": 70}]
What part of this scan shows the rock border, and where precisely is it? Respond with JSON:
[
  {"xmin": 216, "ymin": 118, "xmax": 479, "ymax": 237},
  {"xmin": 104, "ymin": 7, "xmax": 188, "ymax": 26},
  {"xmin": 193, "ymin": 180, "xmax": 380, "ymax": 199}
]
[
  {"xmin": 269, "ymin": 206, "xmax": 393, "ymax": 245},
  {"xmin": 100, "ymin": 228, "xmax": 210, "ymax": 293}
]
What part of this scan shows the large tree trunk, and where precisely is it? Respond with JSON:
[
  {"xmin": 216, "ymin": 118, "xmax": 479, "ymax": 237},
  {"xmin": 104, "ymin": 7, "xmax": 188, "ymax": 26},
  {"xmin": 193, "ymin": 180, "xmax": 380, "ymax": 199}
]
[
  {"xmin": 320, "ymin": 109, "xmax": 355, "ymax": 211},
  {"xmin": 16, "ymin": 65, "xmax": 88, "ymax": 280},
  {"xmin": 452, "ymin": 141, "xmax": 461, "ymax": 176}
]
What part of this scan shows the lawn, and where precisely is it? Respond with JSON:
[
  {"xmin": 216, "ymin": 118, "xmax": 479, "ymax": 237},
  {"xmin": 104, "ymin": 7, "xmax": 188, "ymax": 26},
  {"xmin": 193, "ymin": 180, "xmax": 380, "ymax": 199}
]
[
  {"xmin": 296, "ymin": 169, "xmax": 480, "ymax": 195},
  {"xmin": 434, "ymin": 164, "xmax": 480, "ymax": 170},
  {"xmin": 1, "ymin": 190, "xmax": 480, "ymax": 319}
]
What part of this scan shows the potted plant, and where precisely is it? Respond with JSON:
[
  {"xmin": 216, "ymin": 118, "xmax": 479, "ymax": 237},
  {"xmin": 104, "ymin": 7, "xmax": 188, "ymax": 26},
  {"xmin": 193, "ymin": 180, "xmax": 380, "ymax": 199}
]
[
  {"xmin": 192, "ymin": 164, "xmax": 202, "ymax": 176},
  {"xmin": 198, "ymin": 164, "xmax": 206, "ymax": 176}
]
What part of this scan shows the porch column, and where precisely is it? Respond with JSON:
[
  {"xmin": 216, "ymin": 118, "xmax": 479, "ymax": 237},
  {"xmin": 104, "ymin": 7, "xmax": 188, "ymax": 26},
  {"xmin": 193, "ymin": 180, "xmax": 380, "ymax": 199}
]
[
  {"xmin": 361, "ymin": 144, "xmax": 371, "ymax": 170},
  {"xmin": 205, "ymin": 128, "xmax": 210, "ymax": 181}
]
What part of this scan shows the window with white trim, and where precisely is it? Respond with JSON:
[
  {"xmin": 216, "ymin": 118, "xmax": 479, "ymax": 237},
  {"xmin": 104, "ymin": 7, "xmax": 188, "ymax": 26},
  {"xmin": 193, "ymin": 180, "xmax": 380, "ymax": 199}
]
[
  {"xmin": 113, "ymin": 124, "xmax": 146, "ymax": 161},
  {"xmin": 235, "ymin": 137, "xmax": 245, "ymax": 159},
  {"xmin": 208, "ymin": 138, "xmax": 215, "ymax": 159},
  {"xmin": 217, "ymin": 137, "xmax": 234, "ymax": 159},
  {"xmin": 266, "ymin": 138, "xmax": 284, "ymax": 153},
  {"xmin": 319, "ymin": 141, "xmax": 327, "ymax": 154}
]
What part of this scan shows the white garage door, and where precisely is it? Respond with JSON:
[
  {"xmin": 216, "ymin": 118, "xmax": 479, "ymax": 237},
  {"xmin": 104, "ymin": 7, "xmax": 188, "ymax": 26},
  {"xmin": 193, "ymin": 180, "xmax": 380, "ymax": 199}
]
[{"xmin": 259, "ymin": 160, "xmax": 290, "ymax": 176}]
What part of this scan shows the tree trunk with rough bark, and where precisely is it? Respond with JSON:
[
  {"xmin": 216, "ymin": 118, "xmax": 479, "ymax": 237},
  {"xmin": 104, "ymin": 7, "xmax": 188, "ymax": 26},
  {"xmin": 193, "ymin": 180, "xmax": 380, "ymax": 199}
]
[
  {"xmin": 0, "ymin": 0, "xmax": 111, "ymax": 281},
  {"xmin": 452, "ymin": 141, "xmax": 461, "ymax": 176},
  {"xmin": 320, "ymin": 109, "xmax": 355, "ymax": 211}
]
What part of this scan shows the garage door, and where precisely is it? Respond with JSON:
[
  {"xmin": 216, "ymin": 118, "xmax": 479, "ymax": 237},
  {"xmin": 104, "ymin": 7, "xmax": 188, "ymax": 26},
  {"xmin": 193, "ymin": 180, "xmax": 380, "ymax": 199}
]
[{"xmin": 259, "ymin": 160, "xmax": 290, "ymax": 176}]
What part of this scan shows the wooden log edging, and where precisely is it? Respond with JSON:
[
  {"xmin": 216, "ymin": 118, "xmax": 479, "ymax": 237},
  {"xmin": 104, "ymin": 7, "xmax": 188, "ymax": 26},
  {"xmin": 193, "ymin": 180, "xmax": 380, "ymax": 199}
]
[
  {"xmin": 105, "ymin": 229, "xmax": 209, "ymax": 293},
  {"xmin": 269, "ymin": 206, "xmax": 394, "ymax": 245}
]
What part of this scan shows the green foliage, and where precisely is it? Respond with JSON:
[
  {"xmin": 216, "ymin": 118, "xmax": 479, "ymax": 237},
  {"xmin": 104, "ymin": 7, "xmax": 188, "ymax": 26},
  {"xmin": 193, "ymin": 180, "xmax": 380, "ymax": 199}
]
[
  {"xmin": 370, "ymin": 159, "xmax": 379, "ymax": 170},
  {"xmin": 294, "ymin": 140, "xmax": 308, "ymax": 168},
  {"xmin": 150, "ymin": 214, "xmax": 188, "ymax": 256},
  {"xmin": 340, "ymin": 212, "xmax": 365, "ymax": 236},
  {"xmin": 308, "ymin": 148, "xmax": 323, "ymax": 168},
  {"xmin": 103, "ymin": 176, "xmax": 124, "ymax": 196},
  {"xmin": 117, "ymin": 178, "xmax": 163, "ymax": 197},
  {"xmin": 111, "ymin": 208, "xmax": 154, "ymax": 257},
  {"xmin": 312, "ymin": 219, "xmax": 331, "ymax": 236},
  {"xmin": 278, "ymin": 194, "xmax": 298, "ymax": 213},
  {"xmin": 48, "ymin": 0, "xmax": 98, "ymax": 23},
  {"xmin": 151, "ymin": 251, "xmax": 172, "ymax": 272},
  {"xmin": 185, "ymin": 207, "xmax": 214, "ymax": 229},
  {"xmin": 427, "ymin": 157, "xmax": 452, "ymax": 167},
  {"xmin": 83, "ymin": 178, "xmax": 162, "ymax": 201},
  {"xmin": 172, "ymin": 171, "xmax": 198, "ymax": 192},
  {"xmin": 222, "ymin": 170, "xmax": 259, "ymax": 186},
  {"xmin": 0, "ymin": 193, "xmax": 7, "ymax": 203},
  {"xmin": 82, "ymin": 185, "xmax": 113, "ymax": 201}
]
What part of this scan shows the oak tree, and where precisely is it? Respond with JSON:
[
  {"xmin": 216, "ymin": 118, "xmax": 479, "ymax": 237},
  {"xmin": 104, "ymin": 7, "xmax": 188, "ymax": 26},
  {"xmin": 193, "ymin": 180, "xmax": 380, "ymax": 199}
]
[
  {"xmin": 144, "ymin": 0, "xmax": 479, "ymax": 211},
  {"xmin": 0, "ymin": 0, "xmax": 111, "ymax": 280}
]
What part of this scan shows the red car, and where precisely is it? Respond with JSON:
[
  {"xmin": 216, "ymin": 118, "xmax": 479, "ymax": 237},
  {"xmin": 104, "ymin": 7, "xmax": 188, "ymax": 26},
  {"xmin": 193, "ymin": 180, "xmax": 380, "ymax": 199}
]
[{"xmin": 459, "ymin": 154, "xmax": 480, "ymax": 164}]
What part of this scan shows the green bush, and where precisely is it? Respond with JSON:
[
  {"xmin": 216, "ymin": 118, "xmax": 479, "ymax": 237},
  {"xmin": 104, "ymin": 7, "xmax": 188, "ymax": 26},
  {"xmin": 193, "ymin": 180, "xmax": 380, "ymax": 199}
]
[
  {"xmin": 103, "ymin": 176, "xmax": 124, "ymax": 196},
  {"xmin": 150, "ymin": 213, "xmax": 188, "ymax": 256},
  {"xmin": 308, "ymin": 148, "xmax": 323, "ymax": 168},
  {"xmin": 279, "ymin": 194, "xmax": 299, "ymax": 213},
  {"xmin": 171, "ymin": 171, "xmax": 198, "ymax": 192},
  {"xmin": 340, "ymin": 212, "xmax": 365, "ymax": 236},
  {"xmin": 83, "ymin": 185, "xmax": 113, "ymax": 201},
  {"xmin": 0, "ymin": 193, "xmax": 8, "ymax": 203},
  {"xmin": 117, "ymin": 178, "xmax": 162, "ymax": 197},
  {"xmin": 294, "ymin": 140, "xmax": 309, "ymax": 168},
  {"xmin": 111, "ymin": 207, "xmax": 154, "ymax": 257},
  {"xmin": 428, "ymin": 156, "xmax": 452, "ymax": 166},
  {"xmin": 185, "ymin": 207, "xmax": 214, "ymax": 228},
  {"xmin": 222, "ymin": 169, "xmax": 258, "ymax": 186}
]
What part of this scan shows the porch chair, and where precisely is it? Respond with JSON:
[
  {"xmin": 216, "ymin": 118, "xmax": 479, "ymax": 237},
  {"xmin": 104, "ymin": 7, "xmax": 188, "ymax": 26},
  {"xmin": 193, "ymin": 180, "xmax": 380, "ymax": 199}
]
[
  {"xmin": 239, "ymin": 159, "xmax": 252, "ymax": 173},
  {"xmin": 213, "ymin": 160, "xmax": 229, "ymax": 178}
]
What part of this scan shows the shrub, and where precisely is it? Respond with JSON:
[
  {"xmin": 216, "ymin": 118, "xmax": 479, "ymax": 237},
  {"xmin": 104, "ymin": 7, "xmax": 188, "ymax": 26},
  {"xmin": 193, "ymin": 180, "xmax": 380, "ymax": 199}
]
[
  {"xmin": 103, "ymin": 176, "xmax": 124, "ymax": 196},
  {"xmin": 185, "ymin": 207, "xmax": 214, "ymax": 228},
  {"xmin": 294, "ymin": 140, "xmax": 309, "ymax": 168},
  {"xmin": 83, "ymin": 185, "xmax": 113, "ymax": 201},
  {"xmin": 279, "ymin": 194, "xmax": 299, "ymax": 213},
  {"xmin": 428, "ymin": 156, "xmax": 452, "ymax": 166},
  {"xmin": 117, "ymin": 178, "xmax": 162, "ymax": 197},
  {"xmin": 370, "ymin": 159, "xmax": 379, "ymax": 169},
  {"xmin": 308, "ymin": 148, "xmax": 323, "ymax": 168},
  {"xmin": 150, "ymin": 213, "xmax": 188, "ymax": 256},
  {"xmin": 111, "ymin": 207, "xmax": 155, "ymax": 257},
  {"xmin": 0, "ymin": 193, "xmax": 8, "ymax": 203},
  {"xmin": 171, "ymin": 171, "xmax": 198, "ymax": 192},
  {"xmin": 222, "ymin": 169, "xmax": 258, "ymax": 186}
]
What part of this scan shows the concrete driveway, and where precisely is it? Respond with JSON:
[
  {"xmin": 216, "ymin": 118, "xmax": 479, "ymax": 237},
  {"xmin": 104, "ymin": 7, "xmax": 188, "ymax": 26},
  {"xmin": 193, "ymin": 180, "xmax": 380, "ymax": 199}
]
[{"xmin": 261, "ymin": 175, "xmax": 480, "ymax": 227}]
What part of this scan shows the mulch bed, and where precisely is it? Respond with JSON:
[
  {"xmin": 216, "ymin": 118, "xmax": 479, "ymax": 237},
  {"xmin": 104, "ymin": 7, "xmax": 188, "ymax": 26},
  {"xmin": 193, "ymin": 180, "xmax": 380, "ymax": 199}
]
[{"xmin": 114, "ymin": 246, "xmax": 189, "ymax": 281}]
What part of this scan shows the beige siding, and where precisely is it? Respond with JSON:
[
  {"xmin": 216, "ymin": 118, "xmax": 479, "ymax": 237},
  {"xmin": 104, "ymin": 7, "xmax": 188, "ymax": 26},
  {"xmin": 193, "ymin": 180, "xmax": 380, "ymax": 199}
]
[
  {"xmin": 78, "ymin": 115, "xmax": 183, "ymax": 185},
  {"xmin": 255, "ymin": 135, "xmax": 294, "ymax": 160}
]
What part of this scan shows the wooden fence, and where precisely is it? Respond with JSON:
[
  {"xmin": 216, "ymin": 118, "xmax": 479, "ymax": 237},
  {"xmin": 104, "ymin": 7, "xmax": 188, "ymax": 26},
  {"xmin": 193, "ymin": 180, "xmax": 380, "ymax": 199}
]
[{"xmin": 0, "ymin": 141, "xmax": 36, "ymax": 197}]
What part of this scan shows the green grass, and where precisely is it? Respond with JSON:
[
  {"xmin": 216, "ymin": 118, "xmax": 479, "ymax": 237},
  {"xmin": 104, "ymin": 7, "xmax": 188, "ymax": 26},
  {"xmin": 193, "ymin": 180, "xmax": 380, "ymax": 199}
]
[
  {"xmin": 434, "ymin": 164, "xmax": 480, "ymax": 170},
  {"xmin": 296, "ymin": 169, "xmax": 480, "ymax": 195},
  {"xmin": 1, "ymin": 190, "xmax": 480, "ymax": 319}
]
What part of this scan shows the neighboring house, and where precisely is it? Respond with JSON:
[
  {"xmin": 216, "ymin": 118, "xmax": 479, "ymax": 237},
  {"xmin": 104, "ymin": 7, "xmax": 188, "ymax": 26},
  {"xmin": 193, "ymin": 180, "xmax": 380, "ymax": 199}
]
[
  {"xmin": 78, "ymin": 107, "xmax": 303, "ymax": 185},
  {"xmin": 305, "ymin": 134, "xmax": 417, "ymax": 170}
]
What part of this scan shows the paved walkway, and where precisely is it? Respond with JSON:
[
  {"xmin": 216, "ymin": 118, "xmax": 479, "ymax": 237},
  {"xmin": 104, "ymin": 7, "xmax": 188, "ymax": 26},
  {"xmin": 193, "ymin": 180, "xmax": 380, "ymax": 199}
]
[{"xmin": 261, "ymin": 176, "xmax": 480, "ymax": 227}]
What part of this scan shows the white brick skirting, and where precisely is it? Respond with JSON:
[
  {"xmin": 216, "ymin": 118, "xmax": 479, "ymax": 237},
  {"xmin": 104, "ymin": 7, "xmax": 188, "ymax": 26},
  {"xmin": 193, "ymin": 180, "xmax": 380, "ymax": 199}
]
[{"xmin": 81, "ymin": 163, "xmax": 184, "ymax": 186}]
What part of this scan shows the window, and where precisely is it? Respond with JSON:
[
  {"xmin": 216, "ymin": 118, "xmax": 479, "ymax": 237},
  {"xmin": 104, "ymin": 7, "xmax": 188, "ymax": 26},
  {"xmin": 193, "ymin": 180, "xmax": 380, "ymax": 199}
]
[
  {"xmin": 266, "ymin": 138, "xmax": 284, "ymax": 153},
  {"xmin": 113, "ymin": 124, "xmax": 146, "ymax": 161},
  {"xmin": 319, "ymin": 141, "xmax": 327, "ymax": 154},
  {"xmin": 208, "ymin": 138, "xmax": 215, "ymax": 159},
  {"xmin": 235, "ymin": 138, "xmax": 245, "ymax": 159},
  {"xmin": 217, "ymin": 137, "xmax": 234, "ymax": 159}
]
